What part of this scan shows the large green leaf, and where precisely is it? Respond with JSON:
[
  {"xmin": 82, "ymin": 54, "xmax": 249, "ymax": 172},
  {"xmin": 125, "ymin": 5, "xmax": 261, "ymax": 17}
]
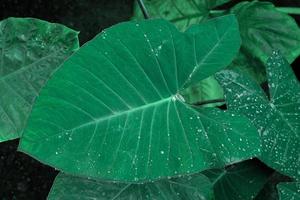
[
  {"xmin": 132, "ymin": 0, "xmax": 231, "ymax": 31},
  {"xmin": 0, "ymin": 18, "xmax": 79, "ymax": 142},
  {"xmin": 19, "ymin": 15, "xmax": 260, "ymax": 182},
  {"xmin": 48, "ymin": 172, "xmax": 214, "ymax": 200},
  {"xmin": 229, "ymin": 1, "xmax": 300, "ymax": 82},
  {"xmin": 216, "ymin": 51, "xmax": 300, "ymax": 180},
  {"xmin": 277, "ymin": 182, "xmax": 300, "ymax": 200},
  {"xmin": 203, "ymin": 159, "xmax": 273, "ymax": 200}
]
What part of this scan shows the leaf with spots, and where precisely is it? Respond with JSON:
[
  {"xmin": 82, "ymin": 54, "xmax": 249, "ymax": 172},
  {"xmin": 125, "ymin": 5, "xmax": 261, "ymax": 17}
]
[
  {"xmin": 277, "ymin": 182, "xmax": 300, "ymax": 200},
  {"xmin": 48, "ymin": 172, "xmax": 214, "ymax": 200},
  {"xmin": 0, "ymin": 18, "xmax": 79, "ymax": 142},
  {"xmin": 216, "ymin": 51, "xmax": 300, "ymax": 180},
  {"xmin": 203, "ymin": 159, "xmax": 273, "ymax": 200},
  {"xmin": 19, "ymin": 15, "xmax": 260, "ymax": 182}
]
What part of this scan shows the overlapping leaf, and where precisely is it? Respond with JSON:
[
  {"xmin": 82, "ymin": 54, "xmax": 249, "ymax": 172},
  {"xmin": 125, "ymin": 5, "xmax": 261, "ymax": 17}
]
[
  {"xmin": 216, "ymin": 51, "xmax": 300, "ymax": 180},
  {"xmin": 229, "ymin": 1, "xmax": 300, "ymax": 82},
  {"xmin": 48, "ymin": 172, "xmax": 214, "ymax": 200},
  {"xmin": 19, "ymin": 15, "xmax": 261, "ymax": 182},
  {"xmin": 132, "ymin": 0, "xmax": 231, "ymax": 31},
  {"xmin": 254, "ymin": 172, "xmax": 292, "ymax": 200},
  {"xmin": 277, "ymin": 182, "xmax": 300, "ymax": 200},
  {"xmin": 0, "ymin": 18, "xmax": 79, "ymax": 142},
  {"xmin": 180, "ymin": 76, "xmax": 224, "ymax": 107},
  {"xmin": 203, "ymin": 159, "xmax": 273, "ymax": 200}
]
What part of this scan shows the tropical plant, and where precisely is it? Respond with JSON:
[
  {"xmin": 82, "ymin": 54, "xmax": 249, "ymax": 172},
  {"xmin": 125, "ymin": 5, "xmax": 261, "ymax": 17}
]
[{"xmin": 0, "ymin": 0, "xmax": 299, "ymax": 199}]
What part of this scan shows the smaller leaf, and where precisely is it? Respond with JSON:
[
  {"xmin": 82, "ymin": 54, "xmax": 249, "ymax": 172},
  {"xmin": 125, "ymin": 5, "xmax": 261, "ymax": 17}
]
[
  {"xmin": 0, "ymin": 17, "xmax": 79, "ymax": 142},
  {"xmin": 132, "ymin": 0, "xmax": 232, "ymax": 31},
  {"xmin": 48, "ymin": 172, "xmax": 214, "ymax": 200},
  {"xmin": 277, "ymin": 182, "xmax": 300, "ymax": 200},
  {"xmin": 203, "ymin": 159, "xmax": 273, "ymax": 200},
  {"xmin": 229, "ymin": 1, "xmax": 300, "ymax": 83},
  {"xmin": 215, "ymin": 51, "xmax": 300, "ymax": 180},
  {"xmin": 231, "ymin": 1, "xmax": 300, "ymax": 63}
]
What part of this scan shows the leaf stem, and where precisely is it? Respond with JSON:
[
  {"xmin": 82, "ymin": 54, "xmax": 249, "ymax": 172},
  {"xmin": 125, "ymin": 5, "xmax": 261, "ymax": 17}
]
[
  {"xmin": 210, "ymin": 7, "xmax": 300, "ymax": 15},
  {"xmin": 193, "ymin": 99, "xmax": 225, "ymax": 106},
  {"xmin": 137, "ymin": 0, "xmax": 150, "ymax": 19}
]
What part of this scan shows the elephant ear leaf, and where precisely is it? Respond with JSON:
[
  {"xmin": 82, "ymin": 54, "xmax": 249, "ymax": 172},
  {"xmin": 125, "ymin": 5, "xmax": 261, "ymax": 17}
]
[
  {"xmin": 216, "ymin": 51, "xmax": 300, "ymax": 180},
  {"xmin": 48, "ymin": 172, "xmax": 214, "ymax": 200},
  {"xmin": 19, "ymin": 15, "xmax": 260, "ymax": 182},
  {"xmin": 0, "ymin": 17, "xmax": 79, "ymax": 142},
  {"xmin": 277, "ymin": 182, "xmax": 300, "ymax": 200}
]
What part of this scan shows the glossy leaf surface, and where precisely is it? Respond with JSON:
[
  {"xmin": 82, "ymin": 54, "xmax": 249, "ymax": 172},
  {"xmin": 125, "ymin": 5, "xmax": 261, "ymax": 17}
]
[
  {"xmin": 229, "ymin": 1, "xmax": 300, "ymax": 82},
  {"xmin": 48, "ymin": 173, "xmax": 213, "ymax": 200},
  {"xmin": 132, "ymin": 0, "xmax": 231, "ymax": 31},
  {"xmin": 0, "ymin": 17, "xmax": 79, "ymax": 142},
  {"xmin": 277, "ymin": 182, "xmax": 300, "ymax": 200},
  {"xmin": 203, "ymin": 159, "xmax": 272, "ymax": 200},
  {"xmin": 20, "ymin": 16, "xmax": 260, "ymax": 182},
  {"xmin": 216, "ymin": 51, "xmax": 300, "ymax": 180}
]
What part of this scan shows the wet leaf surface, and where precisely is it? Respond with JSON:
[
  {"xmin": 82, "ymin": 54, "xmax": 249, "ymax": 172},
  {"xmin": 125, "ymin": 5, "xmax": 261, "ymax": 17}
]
[
  {"xmin": 0, "ymin": 17, "xmax": 79, "ymax": 142},
  {"xmin": 20, "ymin": 16, "xmax": 259, "ymax": 182},
  {"xmin": 48, "ymin": 172, "xmax": 214, "ymax": 200},
  {"xmin": 216, "ymin": 51, "xmax": 300, "ymax": 180},
  {"xmin": 277, "ymin": 182, "xmax": 300, "ymax": 200}
]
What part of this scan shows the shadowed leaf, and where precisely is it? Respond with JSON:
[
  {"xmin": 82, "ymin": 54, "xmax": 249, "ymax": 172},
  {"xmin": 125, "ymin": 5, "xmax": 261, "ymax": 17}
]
[{"xmin": 0, "ymin": 17, "xmax": 79, "ymax": 142}]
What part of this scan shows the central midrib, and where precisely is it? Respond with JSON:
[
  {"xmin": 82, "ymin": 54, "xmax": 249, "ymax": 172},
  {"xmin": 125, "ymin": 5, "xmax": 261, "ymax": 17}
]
[{"xmin": 72, "ymin": 96, "xmax": 175, "ymax": 131}]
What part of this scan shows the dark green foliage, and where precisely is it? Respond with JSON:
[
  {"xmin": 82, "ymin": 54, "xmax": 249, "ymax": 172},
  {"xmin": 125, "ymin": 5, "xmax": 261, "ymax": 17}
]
[{"xmin": 0, "ymin": 0, "xmax": 299, "ymax": 199}]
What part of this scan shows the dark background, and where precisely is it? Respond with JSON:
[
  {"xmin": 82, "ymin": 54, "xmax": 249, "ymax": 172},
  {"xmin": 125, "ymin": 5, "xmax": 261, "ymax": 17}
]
[{"xmin": 0, "ymin": 0, "xmax": 299, "ymax": 199}]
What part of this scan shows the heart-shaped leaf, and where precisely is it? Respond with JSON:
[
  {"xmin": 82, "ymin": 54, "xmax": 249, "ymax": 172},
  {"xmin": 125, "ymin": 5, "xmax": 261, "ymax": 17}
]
[
  {"xmin": 203, "ymin": 159, "xmax": 273, "ymax": 200},
  {"xmin": 19, "ymin": 15, "xmax": 260, "ymax": 182},
  {"xmin": 48, "ymin": 172, "xmax": 214, "ymax": 200},
  {"xmin": 0, "ymin": 18, "xmax": 79, "ymax": 142},
  {"xmin": 277, "ymin": 182, "xmax": 300, "ymax": 200},
  {"xmin": 216, "ymin": 51, "xmax": 300, "ymax": 180}
]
